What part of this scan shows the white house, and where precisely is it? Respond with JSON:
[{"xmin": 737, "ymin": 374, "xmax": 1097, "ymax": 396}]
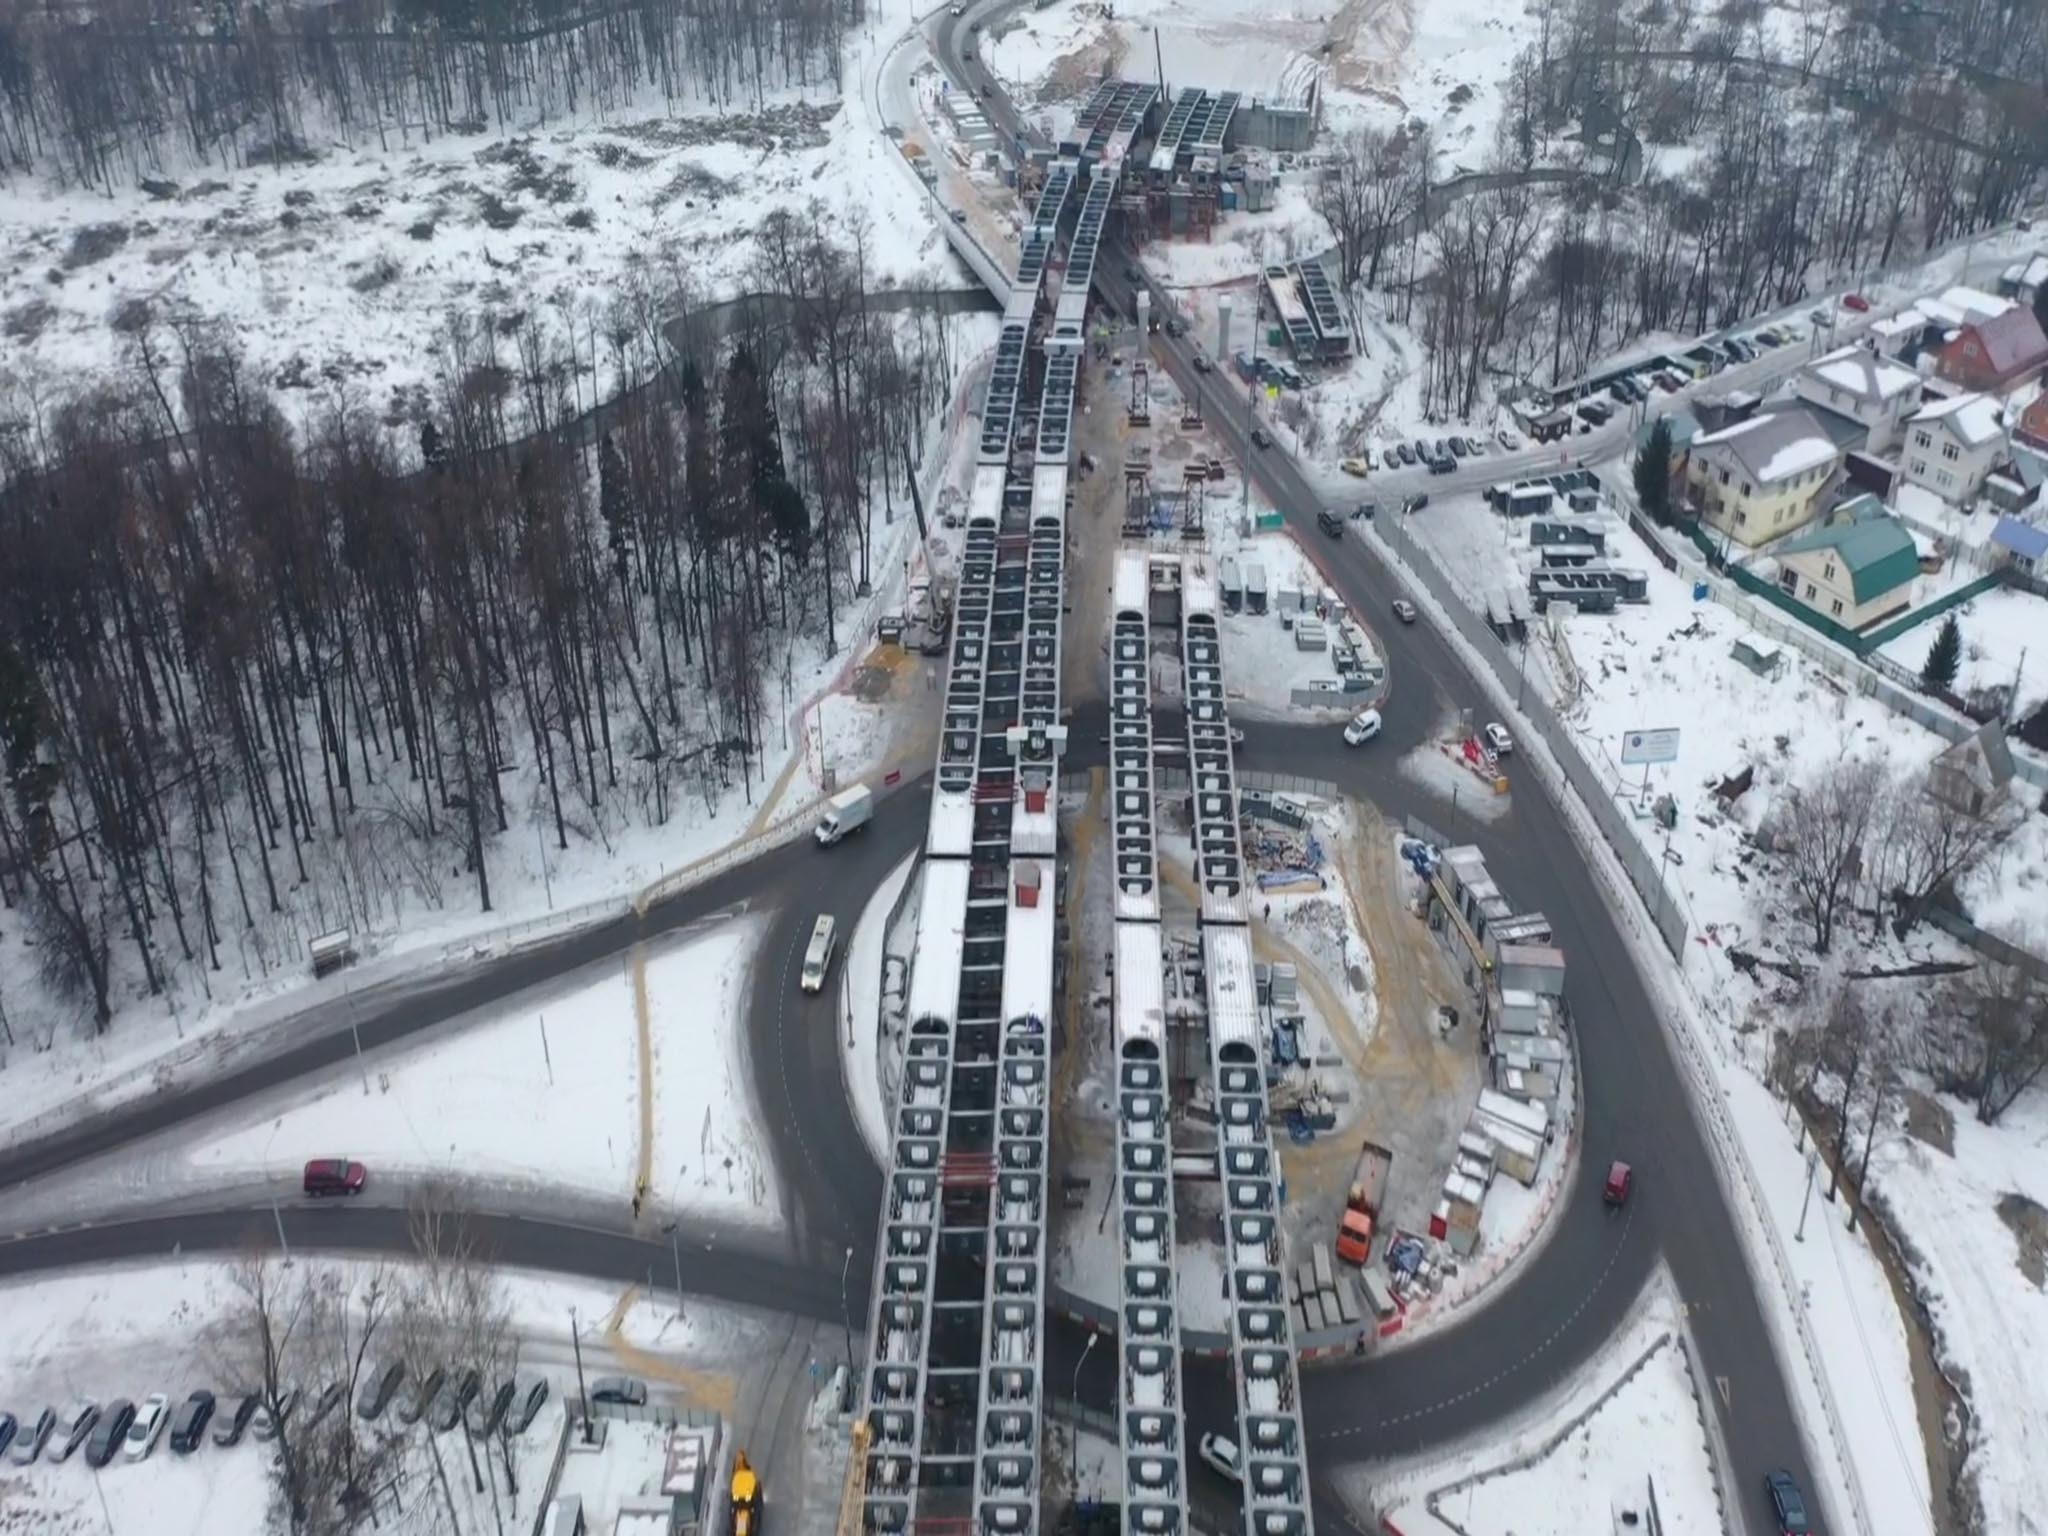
[
  {"xmin": 1901, "ymin": 393, "xmax": 2008, "ymax": 506},
  {"xmin": 1791, "ymin": 345, "xmax": 1922, "ymax": 453}
]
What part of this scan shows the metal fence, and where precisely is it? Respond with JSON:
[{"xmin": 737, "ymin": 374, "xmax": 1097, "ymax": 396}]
[
  {"xmin": 1371, "ymin": 511, "xmax": 1693, "ymax": 958},
  {"xmin": 1365, "ymin": 511, "xmax": 1875, "ymax": 1536},
  {"xmin": 1620, "ymin": 487, "xmax": 2048, "ymax": 793}
]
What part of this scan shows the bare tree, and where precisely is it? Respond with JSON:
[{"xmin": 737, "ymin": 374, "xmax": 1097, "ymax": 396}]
[
  {"xmin": 1879, "ymin": 773, "xmax": 2017, "ymax": 932},
  {"xmin": 1777, "ymin": 752, "xmax": 1887, "ymax": 953},
  {"xmin": 1942, "ymin": 941, "xmax": 2048, "ymax": 1125}
]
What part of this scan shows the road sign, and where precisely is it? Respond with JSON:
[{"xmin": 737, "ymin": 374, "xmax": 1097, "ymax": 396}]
[{"xmin": 1621, "ymin": 727, "xmax": 1681, "ymax": 765}]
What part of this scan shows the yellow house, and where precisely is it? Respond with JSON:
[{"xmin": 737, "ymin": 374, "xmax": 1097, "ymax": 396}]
[
  {"xmin": 1772, "ymin": 497, "xmax": 1919, "ymax": 630},
  {"xmin": 1684, "ymin": 408, "xmax": 1842, "ymax": 548}
]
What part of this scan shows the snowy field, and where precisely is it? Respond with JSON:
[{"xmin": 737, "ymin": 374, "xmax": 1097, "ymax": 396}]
[
  {"xmin": 176, "ymin": 915, "xmax": 774, "ymax": 1226},
  {"xmin": 1368, "ymin": 1279, "xmax": 1721, "ymax": 1536},
  {"xmin": 1870, "ymin": 1090, "xmax": 2048, "ymax": 1536},
  {"xmin": 0, "ymin": 0, "xmax": 954, "ymax": 418}
]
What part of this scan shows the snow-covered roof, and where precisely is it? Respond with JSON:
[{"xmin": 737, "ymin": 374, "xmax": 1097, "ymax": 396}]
[
  {"xmin": 1870, "ymin": 313, "xmax": 1925, "ymax": 340},
  {"xmin": 1800, "ymin": 344, "xmax": 1919, "ymax": 403},
  {"xmin": 1000, "ymin": 861, "xmax": 1056, "ymax": 1023},
  {"xmin": 1202, "ymin": 926, "xmax": 1261, "ymax": 1054},
  {"xmin": 1911, "ymin": 391, "xmax": 2007, "ymax": 448},
  {"xmin": 2001, "ymin": 253, "xmax": 2048, "ymax": 291},
  {"xmin": 1692, "ymin": 408, "xmax": 1841, "ymax": 485},
  {"xmin": 1114, "ymin": 548, "xmax": 1151, "ymax": 616},
  {"xmin": 1936, "ymin": 284, "xmax": 2012, "ymax": 323},
  {"xmin": 1113, "ymin": 921, "xmax": 1166, "ymax": 1054},
  {"xmin": 906, "ymin": 860, "xmax": 973, "ymax": 1025}
]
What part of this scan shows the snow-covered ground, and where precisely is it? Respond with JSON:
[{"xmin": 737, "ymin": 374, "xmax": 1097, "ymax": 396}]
[
  {"xmin": 1876, "ymin": 582, "xmax": 2048, "ymax": 719},
  {"xmin": 1214, "ymin": 525, "xmax": 1380, "ymax": 720},
  {"xmin": 844, "ymin": 849, "xmax": 920, "ymax": 1165},
  {"xmin": 0, "ymin": 0, "xmax": 955, "ymax": 418},
  {"xmin": 0, "ymin": 914, "xmax": 780, "ymax": 1234},
  {"xmin": 1367, "ymin": 1277, "xmax": 1722, "ymax": 1536},
  {"xmin": 182, "ymin": 915, "xmax": 772, "ymax": 1226},
  {"xmin": 1869, "ymin": 1090, "xmax": 2048, "ymax": 1536}
]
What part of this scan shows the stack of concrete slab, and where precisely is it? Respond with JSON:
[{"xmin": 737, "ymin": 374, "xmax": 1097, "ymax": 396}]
[{"xmin": 1291, "ymin": 1247, "xmax": 1363, "ymax": 1336}]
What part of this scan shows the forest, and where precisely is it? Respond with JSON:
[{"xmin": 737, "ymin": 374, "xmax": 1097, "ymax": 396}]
[
  {"xmin": 1313, "ymin": 0, "xmax": 2048, "ymax": 418},
  {"xmin": 0, "ymin": 206, "xmax": 973, "ymax": 1034},
  {"xmin": 0, "ymin": 0, "xmax": 860, "ymax": 188}
]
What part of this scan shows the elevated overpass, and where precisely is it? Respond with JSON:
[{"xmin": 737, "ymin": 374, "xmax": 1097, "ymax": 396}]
[{"xmin": 857, "ymin": 76, "xmax": 1157, "ymax": 1536}]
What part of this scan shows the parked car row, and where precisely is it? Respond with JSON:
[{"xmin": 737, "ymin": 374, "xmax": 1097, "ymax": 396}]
[{"xmin": 1, "ymin": 1367, "xmax": 560, "ymax": 1475}]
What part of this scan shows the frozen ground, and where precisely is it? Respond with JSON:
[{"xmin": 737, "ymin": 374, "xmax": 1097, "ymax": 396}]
[
  {"xmin": 176, "ymin": 915, "xmax": 772, "ymax": 1225},
  {"xmin": 1869, "ymin": 1089, "xmax": 2048, "ymax": 1536},
  {"xmin": 1367, "ymin": 1277, "xmax": 1720, "ymax": 1536},
  {"xmin": 1213, "ymin": 526, "xmax": 1378, "ymax": 720}
]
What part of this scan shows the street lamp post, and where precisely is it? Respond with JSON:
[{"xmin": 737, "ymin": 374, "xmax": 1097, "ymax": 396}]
[
  {"xmin": 570, "ymin": 1308, "xmax": 594, "ymax": 1444},
  {"xmin": 1071, "ymin": 1331, "xmax": 1100, "ymax": 1500},
  {"xmin": 840, "ymin": 1246, "xmax": 858, "ymax": 1387},
  {"xmin": 661, "ymin": 1220, "xmax": 685, "ymax": 1323}
]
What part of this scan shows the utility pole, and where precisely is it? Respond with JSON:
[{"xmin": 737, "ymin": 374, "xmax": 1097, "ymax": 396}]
[
  {"xmin": 272, "ymin": 1199, "xmax": 291, "ymax": 1267},
  {"xmin": 1795, "ymin": 1148, "xmax": 1818, "ymax": 1241},
  {"xmin": 662, "ymin": 1221, "xmax": 685, "ymax": 1323},
  {"xmin": 570, "ymin": 1308, "xmax": 593, "ymax": 1444},
  {"xmin": 840, "ymin": 1246, "xmax": 858, "ymax": 1386}
]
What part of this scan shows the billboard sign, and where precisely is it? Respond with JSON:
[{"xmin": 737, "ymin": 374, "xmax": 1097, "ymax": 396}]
[{"xmin": 1621, "ymin": 727, "xmax": 1681, "ymax": 766}]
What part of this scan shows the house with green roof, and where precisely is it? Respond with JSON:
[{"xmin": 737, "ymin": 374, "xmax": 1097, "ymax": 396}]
[{"xmin": 1771, "ymin": 495, "xmax": 1920, "ymax": 630}]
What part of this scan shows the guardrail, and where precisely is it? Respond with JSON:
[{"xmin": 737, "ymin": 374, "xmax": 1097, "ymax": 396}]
[{"xmin": 1362, "ymin": 512, "xmax": 1877, "ymax": 1536}]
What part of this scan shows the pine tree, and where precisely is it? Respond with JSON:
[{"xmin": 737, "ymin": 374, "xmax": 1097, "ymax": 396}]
[
  {"xmin": 2033, "ymin": 280, "xmax": 2048, "ymax": 348},
  {"xmin": 1633, "ymin": 418, "xmax": 1673, "ymax": 524},
  {"xmin": 1921, "ymin": 613, "xmax": 1962, "ymax": 693}
]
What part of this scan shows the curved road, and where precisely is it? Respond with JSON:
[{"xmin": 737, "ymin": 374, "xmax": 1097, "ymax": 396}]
[{"xmin": 0, "ymin": 21, "xmax": 1861, "ymax": 1536}]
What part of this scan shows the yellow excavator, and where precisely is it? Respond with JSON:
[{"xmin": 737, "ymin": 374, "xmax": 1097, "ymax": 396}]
[{"xmin": 731, "ymin": 1450, "xmax": 763, "ymax": 1536}]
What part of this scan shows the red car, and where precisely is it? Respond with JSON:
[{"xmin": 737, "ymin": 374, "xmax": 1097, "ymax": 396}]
[
  {"xmin": 1603, "ymin": 1160, "xmax": 1633, "ymax": 1206},
  {"xmin": 1840, "ymin": 292, "xmax": 1870, "ymax": 312},
  {"xmin": 302, "ymin": 1158, "xmax": 367, "ymax": 1197}
]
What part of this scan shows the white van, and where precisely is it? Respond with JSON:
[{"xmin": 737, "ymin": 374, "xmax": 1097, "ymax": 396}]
[{"xmin": 800, "ymin": 916, "xmax": 838, "ymax": 994}]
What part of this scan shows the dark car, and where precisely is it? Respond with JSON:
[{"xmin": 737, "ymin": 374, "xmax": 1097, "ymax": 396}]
[
  {"xmin": 1248, "ymin": 426, "xmax": 1272, "ymax": 450},
  {"xmin": 1316, "ymin": 509, "xmax": 1344, "ymax": 539},
  {"xmin": 1191, "ymin": 352, "xmax": 1212, "ymax": 373},
  {"xmin": 1164, "ymin": 316, "xmax": 1185, "ymax": 338},
  {"xmin": 1448, "ymin": 435, "xmax": 1468, "ymax": 458},
  {"xmin": 467, "ymin": 1380, "xmax": 517, "ymax": 1439},
  {"xmin": 1764, "ymin": 1469, "xmax": 1811, "ymax": 1534},
  {"xmin": 1428, "ymin": 453, "xmax": 1455, "ymax": 475},
  {"xmin": 1409, "ymin": 439, "xmax": 1429, "ymax": 463},
  {"xmin": 1123, "ymin": 264, "xmax": 1141, "ymax": 283},
  {"xmin": 302, "ymin": 1158, "xmax": 367, "ymax": 1197},
  {"xmin": 0, "ymin": 1413, "xmax": 14, "ymax": 1461},
  {"xmin": 1352, "ymin": 501, "xmax": 1377, "ymax": 521},
  {"xmin": 431, "ymin": 1370, "xmax": 480, "ymax": 1434},
  {"xmin": 357, "ymin": 1360, "xmax": 407, "ymax": 1421},
  {"xmin": 302, "ymin": 1382, "xmax": 345, "ymax": 1435},
  {"xmin": 589, "ymin": 1376, "xmax": 647, "ymax": 1408},
  {"xmin": 399, "ymin": 1367, "xmax": 447, "ymax": 1427},
  {"xmin": 85, "ymin": 1401, "xmax": 136, "ymax": 1469},
  {"xmin": 212, "ymin": 1393, "xmax": 261, "ymax": 1448},
  {"xmin": 1394, "ymin": 442, "xmax": 1415, "ymax": 466},
  {"xmin": 169, "ymin": 1391, "xmax": 216, "ymax": 1454}
]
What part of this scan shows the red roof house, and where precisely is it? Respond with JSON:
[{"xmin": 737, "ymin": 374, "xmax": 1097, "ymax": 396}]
[
  {"xmin": 2019, "ymin": 394, "xmax": 2048, "ymax": 452},
  {"xmin": 1937, "ymin": 307, "xmax": 2048, "ymax": 395}
]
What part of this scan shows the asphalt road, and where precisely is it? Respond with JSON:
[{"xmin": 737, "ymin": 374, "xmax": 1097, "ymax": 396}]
[{"xmin": 0, "ymin": 22, "xmax": 1903, "ymax": 1536}]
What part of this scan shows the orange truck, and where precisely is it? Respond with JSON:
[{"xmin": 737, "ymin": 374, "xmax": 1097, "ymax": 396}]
[
  {"xmin": 731, "ymin": 1451, "xmax": 762, "ymax": 1536},
  {"xmin": 1333, "ymin": 1140, "xmax": 1395, "ymax": 1266}
]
